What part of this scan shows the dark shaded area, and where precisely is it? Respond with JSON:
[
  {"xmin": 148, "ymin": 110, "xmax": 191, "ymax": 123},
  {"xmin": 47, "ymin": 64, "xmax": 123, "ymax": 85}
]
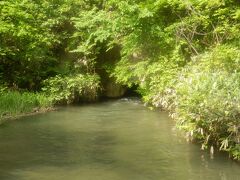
[
  {"xmin": 123, "ymin": 85, "xmax": 141, "ymax": 98},
  {"xmin": 95, "ymin": 45, "xmax": 127, "ymax": 98}
]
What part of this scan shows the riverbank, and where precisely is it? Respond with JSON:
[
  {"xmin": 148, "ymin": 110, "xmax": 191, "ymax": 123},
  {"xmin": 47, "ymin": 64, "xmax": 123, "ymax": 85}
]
[
  {"xmin": 0, "ymin": 73, "xmax": 101, "ymax": 124},
  {"xmin": 0, "ymin": 91, "xmax": 53, "ymax": 124},
  {"xmin": 0, "ymin": 106, "xmax": 56, "ymax": 125}
]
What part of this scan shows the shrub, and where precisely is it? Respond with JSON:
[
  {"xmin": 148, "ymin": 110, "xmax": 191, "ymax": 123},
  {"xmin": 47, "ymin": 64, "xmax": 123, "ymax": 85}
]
[
  {"xmin": 162, "ymin": 45, "xmax": 240, "ymax": 159},
  {"xmin": 172, "ymin": 71, "xmax": 240, "ymax": 159},
  {"xmin": 42, "ymin": 74, "xmax": 101, "ymax": 104}
]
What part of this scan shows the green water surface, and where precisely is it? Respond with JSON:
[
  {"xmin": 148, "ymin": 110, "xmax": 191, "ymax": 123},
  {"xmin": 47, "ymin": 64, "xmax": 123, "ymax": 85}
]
[{"xmin": 0, "ymin": 99, "xmax": 239, "ymax": 180}]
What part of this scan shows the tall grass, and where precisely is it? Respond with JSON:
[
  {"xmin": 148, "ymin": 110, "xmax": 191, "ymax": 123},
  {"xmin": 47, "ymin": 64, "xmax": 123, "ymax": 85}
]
[
  {"xmin": 0, "ymin": 91, "xmax": 52, "ymax": 119},
  {"xmin": 171, "ymin": 71, "xmax": 240, "ymax": 160},
  {"xmin": 148, "ymin": 45, "xmax": 240, "ymax": 160}
]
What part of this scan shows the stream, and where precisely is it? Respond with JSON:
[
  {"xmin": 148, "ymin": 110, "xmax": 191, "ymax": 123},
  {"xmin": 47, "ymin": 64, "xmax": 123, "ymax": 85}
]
[{"xmin": 0, "ymin": 98, "xmax": 239, "ymax": 180}]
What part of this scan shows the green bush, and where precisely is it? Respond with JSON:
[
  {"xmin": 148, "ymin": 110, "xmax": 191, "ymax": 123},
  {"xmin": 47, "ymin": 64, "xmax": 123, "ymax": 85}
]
[
  {"xmin": 42, "ymin": 74, "xmax": 100, "ymax": 104},
  {"xmin": 172, "ymin": 72, "xmax": 240, "ymax": 159},
  {"xmin": 162, "ymin": 45, "xmax": 240, "ymax": 160}
]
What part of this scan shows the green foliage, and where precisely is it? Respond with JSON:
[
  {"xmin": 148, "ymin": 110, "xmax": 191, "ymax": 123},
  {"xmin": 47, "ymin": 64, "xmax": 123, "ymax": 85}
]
[
  {"xmin": 192, "ymin": 44, "xmax": 240, "ymax": 72},
  {"xmin": 0, "ymin": 91, "xmax": 52, "ymax": 120},
  {"xmin": 155, "ymin": 45, "xmax": 240, "ymax": 159},
  {"xmin": 0, "ymin": 0, "xmax": 57, "ymax": 89},
  {"xmin": 0, "ymin": 0, "xmax": 86, "ymax": 90},
  {"xmin": 0, "ymin": 84, "xmax": 8, "ymax": 94},
  {"xmin": 172, "ymin": 72, "xmax": 240, "ymax": 159},
  {"xmin": 42, "ymin": 74, "xmax": 100, "ymax": 104}
]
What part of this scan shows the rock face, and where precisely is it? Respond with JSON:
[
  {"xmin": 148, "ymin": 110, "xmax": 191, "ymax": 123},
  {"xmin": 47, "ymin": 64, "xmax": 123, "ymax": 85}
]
[{"xmin": 103, "ymin": 77, "xmax": 126, "ymax": 98}]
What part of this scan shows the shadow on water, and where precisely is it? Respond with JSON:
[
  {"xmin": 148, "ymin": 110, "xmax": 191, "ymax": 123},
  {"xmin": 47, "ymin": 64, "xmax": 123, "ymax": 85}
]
[{"xmin": 0, "ymin": 98, "xmax": 239, "ymax": 180}]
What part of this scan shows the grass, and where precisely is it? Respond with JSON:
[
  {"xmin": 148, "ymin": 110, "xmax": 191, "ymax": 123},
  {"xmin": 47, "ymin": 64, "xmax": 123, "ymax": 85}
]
[{"xmin": 0, "ymin": 91, "xmax": 52, "ymax": 120}]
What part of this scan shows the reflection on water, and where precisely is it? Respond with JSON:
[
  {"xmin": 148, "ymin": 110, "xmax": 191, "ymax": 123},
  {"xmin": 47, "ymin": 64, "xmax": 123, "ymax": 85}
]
[{"xmin": 0, "ymin": 99, "xmax": 239, "ymax": 180}]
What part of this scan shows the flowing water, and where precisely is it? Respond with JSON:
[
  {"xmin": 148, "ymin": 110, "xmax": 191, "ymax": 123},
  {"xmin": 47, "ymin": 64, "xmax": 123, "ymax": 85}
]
[{"xmin": 0, "ymin": 98, "xmax": 239, "ymax": 180}]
